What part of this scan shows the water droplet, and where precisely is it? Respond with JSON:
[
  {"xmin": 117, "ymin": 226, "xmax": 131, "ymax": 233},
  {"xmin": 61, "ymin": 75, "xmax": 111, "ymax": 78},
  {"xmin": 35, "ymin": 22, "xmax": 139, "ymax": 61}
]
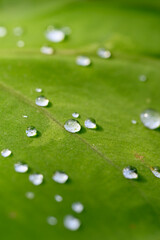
[
  {"xmin": 22, "ymin": 115, "xmax": 28, "ymax": 118},
  {"xmin": 47, "ymin": 216, "xmax": 57, "ymax": 225},
  {"xmin": 84, "ymin": 118, "xmax": 97, "ymax": 129},
  {"xmin": 72, "ymin": 202, "xmax": 84, "ymax": 213},
  {"xmin": 72, "ymin": 112, "xmax": 79, "ymax": 118},
  {"xmin": 0, "ymin": 26, "xmax": 7, "ymax": 37},
  {"xmin": 139, "ymin": 75, "xmax": 147, "ymax": 82},
  {"xmin": 40, "ymin": 46, "xmax": 54, "ymax": 55},
  {"xmin": 14, "ymin": 162, "xmax": 28, "ymax": 173},
  {"xmin": 29, "ymin": 173, "xmax": 43, "ymax": 185},
  {"xmin": 61, "ymin": 26, "xmax": 71, "ymax": 35},
  {"xmin": 35, "ymin": 88, "xmax": 42, "ymax": 93},
  {"xmin": 1, "ymin": 149, "xmax": 12, "ymax": 157},
  {"xmin": 26, "ymin": 126, "xmax": 37, "ymax": 137},
  {"xmin": 13, "ymin": 27, "xmax": 23, "ymax": 36},
  {"xmin": 35, "ymin": 96, "xmax": 49, "ymax": 107},
  {"xmin": 17, "ymin": 40, "xmax": 25, "ymax": 48},
  {"xmin": 150, "ymin": 167, "xmax": 160, "ymax": 178},
  {"xmin": 76, "ymin": 56, "xmax": 91, "ymax": 67},
  {"xmin": 54, "ymin": 194, "xmax": 63, "ymax": 202},
  {"xmin": 123, "ymin": 166, "xmax": 138, "ymax": 179},
  {"xmin": 46, "ymin": 28, "xmax": 65, "ymax": 43},
  {"xmin": 64, "ymin": 215, "xmax": 81, "ymax": 231},
  {"xmin": 52, "ymin": 171, "xmax": 68, "ymax": 184},
  {"xmin": 64, "ymin": 119, "xmax": 81, "ymax": 133},
  {"xmin": 97, "ymin": 48, "xmax": 111, "ymax": 59},
  {"xmin": 131, "ymin": 120, "xmax": 137, "ymax": 124},
  {"xmin": 140, "ymin": 109, "xmax": 160, "ymax": 129},
  {"xmin": 25, "ymin": 192, "xmax": 35, "ymax": 199}
]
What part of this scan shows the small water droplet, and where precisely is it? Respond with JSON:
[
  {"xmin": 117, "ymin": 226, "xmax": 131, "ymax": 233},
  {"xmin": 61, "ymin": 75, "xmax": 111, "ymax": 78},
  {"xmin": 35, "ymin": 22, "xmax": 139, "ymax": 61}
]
[
  {"xmin": 84, "ymin": 118, "xmax": 97, "ymax": 129},
  {"xmin": 26, "ymin": 126, "xmax": 37, "ymax": 137},
  {"xmin": 17, "ymin": 40, "xmax": 25, "ymax": 48},
  {"xmin": 1, "ymin": 149, "xmax": 12, "ymax": 157},
  {"xmin": 25, "ymin": 192, "xmax": 35, "ymax": 199},
  {"xmin": 14, "ymin": 162, "xmax": 28, "ymax": 173},
  {"xmin": 151, "ymin": 167, "xmax": 160, "ymax": 178},
  {"xmin": 47, "ymin": 216, "xmax": 57, "ymax": 225},
  {"xmin": 0, "ymin": 26, "xmax": 7, "ymax": 37},
  {"xmin": 35, "ymin": 96, "xmax": 49, "ymax": 107},
  {"xmin": 131, "ymin": 120, "xmax": 137, "ymax": 124},
  {"xmin": 29, "ymin": 173, "xmax": 43, "ymax": 185},
  {"xmin": 52, "ymin": 171, "xmax": 68, "ymax": 184},
  {"xmin": 139, "ymin": 75, "xmax": 147, "ymax": 82},
  {"xmin": 140, "ymin": 109, "xmax": 160, "ymax": 129},
  {"xmin": 64, "ymin": 215, "xmax": 81, "ymax": 231},
  {"xmin": 35, "ymin": 88, "xmax": 42, "ymax": 93},
  {"xmin": 54, "ymin": 194, "xmax": 63, "ymax": 202},
  {"xmin": 123, "ymin": 166, "xmax": 138, "ymax": 179},
  {"xmin": 72, "ymin": 202, "xmax": 84, "ymax": 213},
  {"xmin": 76, "ymin": 56, "xmax": 91, "ymax": 67},
  {"xmin": 40, "ymin": 46, "xmax": 54, "ymax": 55},
  {"xmin": 97, "ymin": 48, "xmax": 111, "ymax": 59},
  {"xmin": 22, "ymin": 115, "xmax": 28, "ymax": 118},
  {"xmin": 13, "ymin": 27, "xmax": 23, "ymax": 36},
  {"xmin": 72, "ymin": 112, "xmax": 79, "ymax": 118},
  {"xmin": 46, "ymin": 28, "xmax": 65, "ymax": 43},
  {"xmin": 64, "ymin": 119, "xmax": 81, "ymax": 133}
]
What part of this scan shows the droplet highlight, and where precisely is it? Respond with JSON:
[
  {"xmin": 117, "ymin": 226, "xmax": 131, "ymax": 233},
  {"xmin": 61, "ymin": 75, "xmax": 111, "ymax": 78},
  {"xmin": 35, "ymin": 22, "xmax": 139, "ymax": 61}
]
[
  {"xmin": 64, "ymin": 215, "xmax": 81, "ymax": 231},
  {"xmin": 140, "ymin": 109, "xmax": 160, "ymax": 129},
  {"xmin": 123, "ymin": 166, "xmax": 138, "ymax": 179},
  {"xmin": 64, "ymin": 119, "xmax": 81, "ymax": 133},
  {"xmin": 52, "ymin": 171, "xmax": 68, "ymax": 184},
  {"xmin": 35, "ymin": 96, "xmax": 49, "ymax": 107}
]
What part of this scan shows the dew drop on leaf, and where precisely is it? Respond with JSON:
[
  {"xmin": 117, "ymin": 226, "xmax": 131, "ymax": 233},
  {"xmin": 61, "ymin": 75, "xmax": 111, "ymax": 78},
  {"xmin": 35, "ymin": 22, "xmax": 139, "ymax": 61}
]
[
  {"xmin": 47, "ymin": 216, "xmax": 57, "ymax": 225},
  {"xmin": 40, "ymin": 46, "xmax": 54, "ymax": 55},
  {"xmin": 72, "ymin": 202, "xmax": 84, "ymax": 213},
  {"xmin": 76, "ymin": 56, "xmax": 91, "ymax": 66},
  {"xmin": 97, "ymin": 48, "xmax": 111, "ymax": 59},
  {"xmin": 35, "ymin": 88, "xmax": 42, "ymax": 93},
  {"xmin": 54, "ymin": 194, "xmax": 63, "ymax": 202},
  {"xmin": 64, "ymin": 119, "xmax": 81, "ymax": 133},
  {"xmin": 140, "ymin": 109, "xmax": 160, "ymax": 129},
  {"xmin": 84, "ymin": 118, "xmax": 97, "ymax": 129},
  {"xmin": 52, "ymin": 171, "xmax": 68, "ymax": 184},
  {"xmin": 26, "ymin": 126, "xmax": 37, "ymax": 137},
  {"xmin": 131, "ymin": 120, "xmax": 137, "ymax": 124},
  {"xmin": 17, "ymin": 40, "xmax": 25, "ymax": 48},
  {"xmin": 1, "ymin": 149, "xmax": 12, "ymax": 157},
  {"xmin": 72, "ymin": 112, "xmax": 79, "ymax": 118},
  {"xmin": 29, "ymin": 173, "xmax": 43, "ymax": 185},
  {"xmin": 25, "ymin": 192, "xmax": 35, "ymax": 199},
  {"xmin": 0, "ymin": 26, "xmax": 7, "ymax": 37},
  {"xmin": 46, "ymin": 28, "xmax": 65, "ymax": 43},
  {"xmin": 13, "ymin": 27, "xmax": 23, "ymax": 36},
  {"xmin": 123, "ymin": 166, "xmax": 138, "ymax": 179},
  {"xmin": 64, "ymin": 215, "xmax": 81, "ymax": 231},
  {"xmin": 14, "ymin": 162, "xmax": 28, "ymax": 173},
  {"xmin": 150, "ymin": 167, "xmax": 160, "ymax": 178},
  {"xmin": 35, "ymin": 96, "xmax": 49, "ymax": 107},
  {"xmin": 139, "ymin": 75, "xmax": 147, "ymax": 82}
]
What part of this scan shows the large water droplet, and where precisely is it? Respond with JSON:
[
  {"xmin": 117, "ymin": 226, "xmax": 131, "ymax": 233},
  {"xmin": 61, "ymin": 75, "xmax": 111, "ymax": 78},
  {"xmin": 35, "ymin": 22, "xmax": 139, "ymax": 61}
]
[
  {"xmin": 64, "ymin": 119, "xmax": 81, "ymax": 133},
  {"xmin": 17, "ymin": 40, "xmax": 25, "ymax": 48},
  {"xmin": 151, "ymin": 167, "xmax": 160, "ymax": 178},
  {"xmin": 26, "ymin": 126, "xmax": 37, "ymax": 137},
  {"xmin": 14, "ymin": 162, "xmax": 28, "ymax": 173},
  {"xmin": 52, "ymin": 171, "xmax": 68, "ymax": 184},
  {"xmin": 46, "ymin": 28, "xmax": 65, "ymax": 43},
  {"xmin": 47, "ymin": 216, "xmax": 57, "ymax": 225},
  {"xmin": 35, "ymin": 96, "xmax": 49, "ymax": 107},
  {"xmin": 40, "ymin": 46, "xmax": 54, "ymax": 55},
  {"xmin": 72, "ymin": 112, "xmax": 79, "ymax": 118},
  {"xmin": 140, "ymin": 109, "xmax": 160, "ymax": 129},
  {"xmin": 84, "ymin": 118, "xmax": 97, "ymax": 129},
  {"xmin": 76, "ymin": 56, "xmax": 91, "ymax": 67},
  {"xmin": 29, "ymin": 173, "xmax": 43, "ymax": 185},
  {"xmin": 25, "ymin": 192, "xmax": 35, "ymax": 199},
  {"xmin": 139, "ymin": 75, "xmax": 147, "ymax": 82},
  {"xmin": 72, "ymin": 202, "xmax": 84, "ymax": 213},
  {"xmin": 0, "ymin": 26, "xmax": 7, "ymax": 37},
  {"xmin": 97, "ymin": 48, "xmax": 111, "ymax": 59},
  {"xmin": 64, "ymin": 215, "xmax": 81, "ymax": 231},
  {"xmin": 54, "ymin": 194, "xmax": 63, "ymax": 202},
  {"xmin": 1, "ymin": 149, "xmax": 12, "ymax": 157},
  {"xmin": 13, "ymin": 27, "xmax": 23, "ymax": 36},
  {"xmin": 123, "ymin": 166, "xmax": 138, "ymax": 179}
]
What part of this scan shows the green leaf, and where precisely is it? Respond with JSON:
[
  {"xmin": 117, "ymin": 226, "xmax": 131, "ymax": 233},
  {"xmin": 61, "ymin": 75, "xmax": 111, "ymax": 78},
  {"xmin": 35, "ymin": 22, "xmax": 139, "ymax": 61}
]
[{"xmin": 0, "ymin": 0, "xmax": 160, "ymax": 239}]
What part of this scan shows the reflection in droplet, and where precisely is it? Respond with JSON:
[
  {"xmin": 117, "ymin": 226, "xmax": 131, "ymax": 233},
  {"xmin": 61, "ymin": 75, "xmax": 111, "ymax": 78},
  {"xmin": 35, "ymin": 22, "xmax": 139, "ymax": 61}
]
[
  {"xmin": 1, "ymin": 149, "xmax": 12, "ymax": 157},
  {"xmin": 140, "ymin": 109, "xmax": 160, "ymax": 129},
  {"xmin": 64, "ymin": 119, "xmax": 81, "ymax": 133},
  {"xmin": 123, "ymin": 166, "xmax": 138, "ymax": 179},
  {"xmin": 52, "ymin": 171, "xmax": 68, "ymax": 184},
  {"xmin": 64, "ymin": 215, "xmax": 81, "ymax": 231}
]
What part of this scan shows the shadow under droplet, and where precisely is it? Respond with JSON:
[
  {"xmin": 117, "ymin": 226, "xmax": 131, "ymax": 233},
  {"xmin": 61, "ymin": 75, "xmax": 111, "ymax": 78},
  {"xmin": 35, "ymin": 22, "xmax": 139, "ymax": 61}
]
[
  {"xmin": 78, "ymin": 126, "xmax": 87, "ymax": 134},
  {"xmin": 36, "ymin": 131, "xmax": 41, "ymax": 138},
  {"xmin": 136, "ymin": 174, "xmax": 147, "ymax": 183},
  {"xmin": 154, "ymin": 127, "xmax": 160, "ymax": 133},
  {"xmin": 47, "ymin": 102, "xmax": 52, "ymax": 108},
  {"xmin": 96, "ymin": 124, "xmax": 103, "ymax": 132}
]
